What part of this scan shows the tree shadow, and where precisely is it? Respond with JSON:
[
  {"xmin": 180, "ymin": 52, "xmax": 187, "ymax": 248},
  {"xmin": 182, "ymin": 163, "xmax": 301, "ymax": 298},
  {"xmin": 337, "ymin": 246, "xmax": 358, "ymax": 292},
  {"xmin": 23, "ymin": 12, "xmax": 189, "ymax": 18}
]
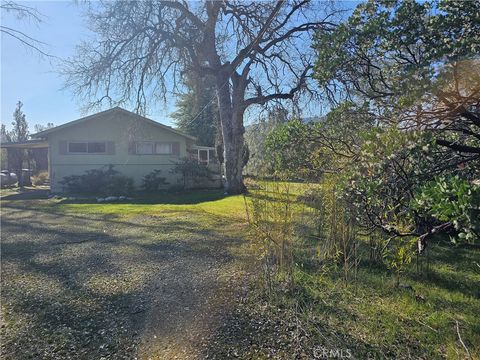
[
  {"xmin": 55, "ymin": 189, "xmax": 229, "ymax": 205},
  {"xmin": 0, "ymin": 203, "xmax": 245, "ymax": 359},
  {"xmin": 0, "ymin": 187, "xmax": 49, "ymax": 200}
]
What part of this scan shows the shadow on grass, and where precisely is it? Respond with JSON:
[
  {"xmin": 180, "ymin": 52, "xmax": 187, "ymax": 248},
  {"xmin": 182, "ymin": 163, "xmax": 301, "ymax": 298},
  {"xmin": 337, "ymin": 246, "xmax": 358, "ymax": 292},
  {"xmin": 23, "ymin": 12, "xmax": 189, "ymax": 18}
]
[
  {"xmin": 1, "ymin": 187, "xmax": 229, "ymax": 205},
  {"xmin": 0, "ymin": 201, "xmax": 245, "ymax": 359},
  {"xmin": 0, "ymin": 187, "xmax": 50, "ymax": 200}
]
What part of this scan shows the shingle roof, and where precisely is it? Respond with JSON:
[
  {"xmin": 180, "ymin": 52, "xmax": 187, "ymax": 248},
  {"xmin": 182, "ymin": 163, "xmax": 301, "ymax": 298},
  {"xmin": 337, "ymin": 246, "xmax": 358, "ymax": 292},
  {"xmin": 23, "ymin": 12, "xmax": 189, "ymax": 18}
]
[{"xmin": 31, "ymin": 107, "xmax": 196, "ymax": 141}]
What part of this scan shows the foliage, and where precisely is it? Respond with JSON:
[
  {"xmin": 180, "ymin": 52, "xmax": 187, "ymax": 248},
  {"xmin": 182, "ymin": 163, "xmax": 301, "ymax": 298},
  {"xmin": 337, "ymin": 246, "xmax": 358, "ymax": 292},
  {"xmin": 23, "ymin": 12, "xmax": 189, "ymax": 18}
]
[
  {"xmin": 413, "ymin": 176, "xmax": 480, "ymax": 243},
  {"xmin": 266, "ymin": 102, "xmax": 376, "ymax": 180},
  {"xmin": 1, "ymin": 125, "xmax": 10, "ymax": 170},
  {"xmin": 266, "ymin": 101, "xmax": 479, "ymax": 254},
  {"xmin": 171, "ymin": 75, "xmax": 218, "ymax": 147},
  {"xmin": 171, "ymin": 157, "xmax": 213, "ymax": 189},
  {"xmin": 266, "ymin": 119, "xmax": 314, "ymax": 179},
  {"xmin": 11, "ymin": 101, "xmax": 29, "ymax": 142},
  {"xmin": 59, "ymin": 165, "xmax": 133, "ymax": 196},
  {"xmin": 313, "ymin": 0, "xmax": 480, "ymax": 157},
  {"xmin": 244, "ymin": 107, "xmax": 288, "ymax": 176},
  {"xmin": 5, "ymin": 102, "xmax": 30, "ymax": 181},
  {"xmin": 64, "ymin": 1, "xmax": 339, "ymax": 194},
  {"xmin": 141, "ymin": 169, "xmax": 168, "ymax": 192}
]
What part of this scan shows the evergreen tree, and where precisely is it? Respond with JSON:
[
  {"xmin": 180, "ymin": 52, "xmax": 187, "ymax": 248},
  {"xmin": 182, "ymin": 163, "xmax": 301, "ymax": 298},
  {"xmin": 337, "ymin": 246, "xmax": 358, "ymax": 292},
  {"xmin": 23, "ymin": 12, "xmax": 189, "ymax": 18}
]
[
  {"xmin": 171, "ymin": 75, "xmax": 218, "ymax": 147},
  {"xmin": 9, "ymin": 101, "xmax": 30, "ymax": 183},
  {"xmin": 11, "ymin": 101, "xmax": 29, "ymax": 142}
]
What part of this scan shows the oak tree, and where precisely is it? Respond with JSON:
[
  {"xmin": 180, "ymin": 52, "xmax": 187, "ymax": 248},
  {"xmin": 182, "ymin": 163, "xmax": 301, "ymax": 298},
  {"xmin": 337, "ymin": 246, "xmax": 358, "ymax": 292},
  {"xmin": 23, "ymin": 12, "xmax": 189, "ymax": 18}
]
[{"xmin": 65, "ymin": 0, "xmax": 338, "ymax": 193}]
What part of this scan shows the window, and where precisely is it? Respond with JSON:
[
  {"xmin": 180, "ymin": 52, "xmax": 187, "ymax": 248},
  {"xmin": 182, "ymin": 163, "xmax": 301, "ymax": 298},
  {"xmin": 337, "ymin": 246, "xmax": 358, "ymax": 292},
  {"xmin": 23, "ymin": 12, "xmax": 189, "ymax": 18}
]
[
  {"xmin": 68, "ymin": 142, "xmax": 87, "ymax": 153},
  {"xmin": 88, "ymin": 142, "xmax": 106, "ymax": 153},
  {"xmin": 135, "ymin": 141, "xmax": 173, "ymax": 155},
  {"xmin": 68, "ymin": 141, "xmax": 107, "ymax": 154},
  {"xmin": 155, "ymin": 142, "xmax": 172, "ymax": 154},
  {"xmin": 195, "ymin": 148, "xmax": 216, "ymax": 164},
  {"xmin": 136, "ymin": 142, "xmax": 153, "ymax": 154},
  {"xmin": 199, "ymin": 149, "xmax": 208, "ymax": 164}
]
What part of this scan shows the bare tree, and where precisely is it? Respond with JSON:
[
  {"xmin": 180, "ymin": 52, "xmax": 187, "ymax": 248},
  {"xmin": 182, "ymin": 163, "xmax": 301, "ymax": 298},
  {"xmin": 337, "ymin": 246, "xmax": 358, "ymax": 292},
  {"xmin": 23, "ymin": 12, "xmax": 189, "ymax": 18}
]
[
  {"xmin": 0, "ymin": 1, "xmax": 50, "ymax": 56},
  {"xmin": 64, "ymin": 0, "xmax": 338, "ymax": 194}
]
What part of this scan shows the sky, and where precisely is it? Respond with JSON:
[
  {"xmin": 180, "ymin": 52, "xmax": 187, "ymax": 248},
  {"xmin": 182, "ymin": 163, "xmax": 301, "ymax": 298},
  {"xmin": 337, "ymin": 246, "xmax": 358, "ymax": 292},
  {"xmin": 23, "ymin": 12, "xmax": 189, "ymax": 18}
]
[
  {"xmin": 1, "ymin": 1, "xmax": 358, "ymax": 133},
  {"xmin": 1, "ymin": 1, "xmax": 176, "ymax": 132}
]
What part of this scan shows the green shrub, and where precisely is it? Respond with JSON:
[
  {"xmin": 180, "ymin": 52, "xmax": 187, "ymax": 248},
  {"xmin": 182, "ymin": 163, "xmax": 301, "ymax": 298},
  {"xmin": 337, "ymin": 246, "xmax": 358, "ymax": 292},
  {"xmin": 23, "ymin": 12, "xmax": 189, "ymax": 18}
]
[
  {"xmin": 167, "ymin": 184, "xmax": 185, "ymax": 193},
  {"xmin": 413, "ymin": 176, "xmax": 480, "ymax": 243},
  {"xmin": 59, "ymin": 165, "xmax": 133, "ymax": 196},
  {"xmin": 141, "ymin": 169, "xmax": 168, "ymax": 192},
  {"xmin": 171, "ymin": 157, "xmax": 213, "ymax": 189}
]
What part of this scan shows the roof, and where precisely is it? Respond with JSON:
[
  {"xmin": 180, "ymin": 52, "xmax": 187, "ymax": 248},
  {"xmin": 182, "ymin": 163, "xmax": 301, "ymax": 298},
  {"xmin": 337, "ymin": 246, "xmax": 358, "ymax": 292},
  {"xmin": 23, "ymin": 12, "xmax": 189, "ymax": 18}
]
[
  {"xmin": 31, "ymin": 107, "xmax": 196, "ymax": 141},
  {"xmin": 0, "ymin": 139, "xmax": 48, "ymax": 149}
]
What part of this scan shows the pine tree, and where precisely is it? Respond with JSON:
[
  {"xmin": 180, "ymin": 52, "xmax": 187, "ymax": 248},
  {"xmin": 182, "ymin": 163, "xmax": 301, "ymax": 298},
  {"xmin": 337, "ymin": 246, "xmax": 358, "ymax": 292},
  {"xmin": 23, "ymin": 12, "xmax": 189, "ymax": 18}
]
[
  {"xmin": 171, "ymin": 75, "xmax": 219, "ymax": 147},
  {"xmin": 9, "ymin": 101, "xmax": 30, "ymax": 184},
  {"xmin": 11, "ymin": 101, "xmax": 29, "ymax": 142}
]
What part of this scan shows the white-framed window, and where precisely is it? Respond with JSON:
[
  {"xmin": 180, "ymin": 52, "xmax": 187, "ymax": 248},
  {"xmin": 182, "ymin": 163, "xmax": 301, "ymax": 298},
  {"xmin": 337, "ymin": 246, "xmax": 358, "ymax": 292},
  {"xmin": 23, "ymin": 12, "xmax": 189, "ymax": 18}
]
[
  {"xmin": 155, "ymin": 142, "xmax": 172, "ymax": 154},
  {"xmin": 198, "ymin": 149, "xmax": 209, "ymax": 164},
  {"xmin": 136, "ymin": 141, "xmax": 154, "ymax": 154},
  {"xmin": 194, "ymin": 148, "xmax": 216, "ymax": 164},
  {"xmin": 68, "ymin": 141, "xmax": 106, "ymax": 154}
]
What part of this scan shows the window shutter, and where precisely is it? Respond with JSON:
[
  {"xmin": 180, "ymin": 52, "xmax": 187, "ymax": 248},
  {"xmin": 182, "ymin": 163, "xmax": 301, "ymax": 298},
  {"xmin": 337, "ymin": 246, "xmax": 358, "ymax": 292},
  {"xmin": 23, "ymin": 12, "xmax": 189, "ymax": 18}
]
[
  {"xmin": 128, "ymin": 141, "xmax": 136, "ymax": 155},
  {"xmin": 106, "ymin": 141, "xmax": 115, "ymax": 155},
  {"xmin": 59, "ymin": 141, "xmax": 67, "ymax": 155},
  {"xmin": 172, "ymin": 142, "xmax": 180, "ymax": 156}
]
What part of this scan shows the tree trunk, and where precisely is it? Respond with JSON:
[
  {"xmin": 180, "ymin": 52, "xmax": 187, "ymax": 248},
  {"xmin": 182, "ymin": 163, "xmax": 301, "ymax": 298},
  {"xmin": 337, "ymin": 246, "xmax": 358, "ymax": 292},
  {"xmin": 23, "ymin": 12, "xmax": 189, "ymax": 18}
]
[{"xmin": 215, "ymin": 73, "xmax": 246, "ymax": 194}]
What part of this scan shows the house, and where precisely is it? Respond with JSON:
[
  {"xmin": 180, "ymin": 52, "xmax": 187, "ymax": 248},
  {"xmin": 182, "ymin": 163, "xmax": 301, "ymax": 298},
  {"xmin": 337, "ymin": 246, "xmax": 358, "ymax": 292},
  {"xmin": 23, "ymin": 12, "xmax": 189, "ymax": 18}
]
[{"xmin": 29, "ymin": 107, "xmax": 220, "ymax": 193}]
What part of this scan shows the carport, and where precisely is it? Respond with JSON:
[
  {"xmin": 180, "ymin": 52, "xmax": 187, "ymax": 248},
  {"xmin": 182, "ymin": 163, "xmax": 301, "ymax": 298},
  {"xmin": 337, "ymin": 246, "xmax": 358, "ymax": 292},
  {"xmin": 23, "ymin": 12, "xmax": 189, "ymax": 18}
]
[{"xmin": 1, "ymin": 139, "xmax": 49, "ymax": 185}]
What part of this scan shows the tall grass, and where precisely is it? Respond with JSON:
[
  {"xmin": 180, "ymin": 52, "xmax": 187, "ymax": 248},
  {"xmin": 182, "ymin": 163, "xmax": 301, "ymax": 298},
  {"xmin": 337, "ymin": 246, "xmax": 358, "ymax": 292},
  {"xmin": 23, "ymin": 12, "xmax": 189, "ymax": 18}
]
[
  {"xmin": 243, "ymin": 179, "xmax": 479, "ymax": 358},
  {"xmin": 245, "ymin": 179, "xmax": 360, "ymax": 288}
]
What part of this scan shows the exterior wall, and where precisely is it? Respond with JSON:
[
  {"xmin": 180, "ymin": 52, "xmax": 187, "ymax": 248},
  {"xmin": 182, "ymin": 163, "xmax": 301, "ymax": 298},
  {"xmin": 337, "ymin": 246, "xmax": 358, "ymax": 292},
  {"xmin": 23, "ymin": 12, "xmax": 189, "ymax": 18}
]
[{"xmin": 47, "ymin": 111, "xmax": 188, "ymax": 193}]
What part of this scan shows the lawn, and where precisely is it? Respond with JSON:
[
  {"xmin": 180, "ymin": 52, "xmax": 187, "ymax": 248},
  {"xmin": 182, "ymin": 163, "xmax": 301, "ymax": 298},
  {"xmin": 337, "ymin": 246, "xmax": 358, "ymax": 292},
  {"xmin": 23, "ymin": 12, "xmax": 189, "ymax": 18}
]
[
  {"xmin": 211, "ymin": 182, "xmax": 480, "ymax": 359},
  {"xmin": 0, "ymin": 190, "xmax": 249, "ymax": 360},
  {"xmin": 1, "ymin": 187, "xmax": 479, "ymax": 359}
]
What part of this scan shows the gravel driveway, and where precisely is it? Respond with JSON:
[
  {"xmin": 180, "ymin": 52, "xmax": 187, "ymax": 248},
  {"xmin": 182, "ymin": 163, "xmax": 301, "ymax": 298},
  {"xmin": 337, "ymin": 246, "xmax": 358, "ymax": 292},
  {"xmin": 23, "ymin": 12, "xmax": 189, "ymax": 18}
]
[{"xmin": 0, "ymin": 200, "xmax": 247, "ymax": 359}]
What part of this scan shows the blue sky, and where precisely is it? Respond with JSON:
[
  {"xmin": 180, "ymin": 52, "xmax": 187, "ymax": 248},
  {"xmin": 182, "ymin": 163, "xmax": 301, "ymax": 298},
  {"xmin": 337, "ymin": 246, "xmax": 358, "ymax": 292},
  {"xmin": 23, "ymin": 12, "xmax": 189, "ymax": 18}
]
[
  {"xmin": 1, "ymin": 1, "xmax": 176, "ymax": 131},
  {"xmin": 1, "ymin": 1, "xmax": 358, "ymax": 133}
]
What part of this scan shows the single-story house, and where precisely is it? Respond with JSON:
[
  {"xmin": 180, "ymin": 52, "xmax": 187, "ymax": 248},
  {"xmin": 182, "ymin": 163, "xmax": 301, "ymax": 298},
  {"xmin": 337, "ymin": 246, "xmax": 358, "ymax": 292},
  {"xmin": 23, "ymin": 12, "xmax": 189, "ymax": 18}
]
[{"xmin": 25, "ymin": 107, "xmax": 220, "ymax": 192}]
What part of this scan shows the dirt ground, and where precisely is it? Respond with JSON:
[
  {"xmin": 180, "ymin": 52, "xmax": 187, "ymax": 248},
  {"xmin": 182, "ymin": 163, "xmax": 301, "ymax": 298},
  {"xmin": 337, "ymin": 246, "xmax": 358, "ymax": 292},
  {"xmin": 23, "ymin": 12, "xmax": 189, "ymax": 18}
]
[{"xmin": 0, "ymin": 196, "xmax": 249, "ymax": 360}]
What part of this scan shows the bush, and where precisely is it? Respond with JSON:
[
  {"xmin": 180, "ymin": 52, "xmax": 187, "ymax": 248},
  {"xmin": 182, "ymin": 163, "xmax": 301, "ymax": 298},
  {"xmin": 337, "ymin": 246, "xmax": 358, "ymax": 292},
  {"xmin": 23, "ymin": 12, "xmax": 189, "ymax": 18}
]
[
  {"xmin": 141, "ymin": 169, "xmax": 168, "ymax": 192},
  {"xmin": 171, "ymin": 157, "xmax": 213, "ymax": 189},
  {"xmin": 167, "ymin": 184, "xmax": 185, "ymax": 193},
  {"xmin": 413, "ymin": 176, "xmax": 480, "ymax": 243},
  {"xmin": 32, "ymin": 171, "xmax": 49, "ymax": 186},
  {"xmin": 59, "ymin": 165, "xmax": 133, "ymax": 196},
  {"xmin": 104, "ymin": 175, "xmax": 134, "ymax": 196}
]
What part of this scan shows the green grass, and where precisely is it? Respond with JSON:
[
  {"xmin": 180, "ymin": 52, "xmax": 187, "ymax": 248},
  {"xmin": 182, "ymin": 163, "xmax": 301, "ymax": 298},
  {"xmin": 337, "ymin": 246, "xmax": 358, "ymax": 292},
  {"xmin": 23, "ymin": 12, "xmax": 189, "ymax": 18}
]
[
  {"xmin": 284, "ymin": 240, "xmax": 480, "ymax": 359},
  {"xmin": 238, "ymin": 180, "xmax": 480, "ymax": 358},
  {"xmin": 1, "ymin": 189, "xmax": 251, "ymax": 359},
  {"xmin": 3, "ymin": 189, "xmax": 247, "ymax": 222},
  {"xmin": 2, "ymin": 186, "xmax": 478, "ymax": 358}
]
